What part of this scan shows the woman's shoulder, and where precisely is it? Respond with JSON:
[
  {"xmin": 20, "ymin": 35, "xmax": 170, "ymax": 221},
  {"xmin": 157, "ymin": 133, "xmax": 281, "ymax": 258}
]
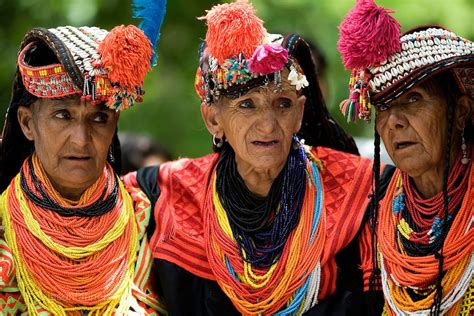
[
  {"xmin": 159, "ymin": 152, "xmax": 219, "ymax": 178},
  {"xmin": 311, "ymin": 146, "xmax": 371, "ymax": 165}
]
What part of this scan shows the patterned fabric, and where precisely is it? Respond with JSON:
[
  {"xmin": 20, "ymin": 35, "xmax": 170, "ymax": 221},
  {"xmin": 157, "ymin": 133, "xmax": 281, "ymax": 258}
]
[
  {"xmin": 18, "ymin": 27, "xmax": 108, "ymax": 99},
  {"xmin": 0, "ymin": 180, "xmax": 162, "ymax": 315},
  {"xmin": 15, "ymin": 24, "xmax": 152, "ymax": 111},
  {"xmin": 148, "ymin": 146, "xmax": 373, "ymax": 301}
]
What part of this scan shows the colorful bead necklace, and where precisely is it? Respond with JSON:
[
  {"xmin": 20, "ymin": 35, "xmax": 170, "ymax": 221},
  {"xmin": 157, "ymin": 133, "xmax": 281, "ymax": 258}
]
[
  {"xmin": 205, "ymin": 146, "xmax": 326, "ymax": 315},
  {"xmin": 215, "ymin": 138, "xmax": 306, "ymax": 267},
  {"xmin": 379, "ymin": 147, "xmax": 474, "ymax": 315},
  {"xmin": 391, "ymin": 152, "xmax": 468, "ymax": 257},
  {"xmin": 0, "ymin": 155, "xmax": 138, "ymax": 315},
  {"xmin": 21, "ymin": 155, "xmax": 118, "ymax": 217}
]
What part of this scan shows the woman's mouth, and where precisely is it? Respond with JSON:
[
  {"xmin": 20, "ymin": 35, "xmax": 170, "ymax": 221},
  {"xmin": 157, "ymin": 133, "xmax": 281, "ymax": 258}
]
[
  {"xmin": 251, "ymin": 140, "xmax": 279, "ymax": 147},
  {"xmin": 65, "ymin": 156, "xmax": 91, "ymax": 161},
  {"xmin": 395, "ymin": 141, "xmax": 416, "ymax": 150}
]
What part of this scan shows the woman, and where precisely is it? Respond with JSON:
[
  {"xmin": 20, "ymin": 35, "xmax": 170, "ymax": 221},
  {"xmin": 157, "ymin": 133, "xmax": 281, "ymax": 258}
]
[
  {"xmin": 0, "ymin": 2, "xmax": 167, "ymax": 314},
  {"xmin": 124, "ymin": 1, "xmax": 376, "ymax": 314},
  {"xmin": 338, "ymin": 0, "xmax": 473, "ymax": 314}
]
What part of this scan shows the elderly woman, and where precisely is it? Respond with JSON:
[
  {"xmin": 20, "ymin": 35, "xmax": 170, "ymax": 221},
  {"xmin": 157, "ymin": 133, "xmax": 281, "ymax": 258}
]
[
  {"xmin": 0, "ymin": 3, "xmax": 167, "ymax": 314},
  {"xmin": 338, "ymin": 1, "xmax": 473, "ymax": 315},
  {"xmin": 124, "ymin": 1, "xmax": 376, "ymax": 315}
]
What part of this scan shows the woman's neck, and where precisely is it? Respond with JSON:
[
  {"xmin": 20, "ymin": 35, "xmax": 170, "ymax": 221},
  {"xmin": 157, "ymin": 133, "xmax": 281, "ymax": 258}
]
[
  {"xmin": 411, "ymin": 146, "xmax": 461, "ymax": 198},
  {"xmin": 236, "ymin": 162, "xmax": 285, "ymax": 197},
  {"xmin": 411, "ymin": 171, "xmax": 444, "ymax": 198}
]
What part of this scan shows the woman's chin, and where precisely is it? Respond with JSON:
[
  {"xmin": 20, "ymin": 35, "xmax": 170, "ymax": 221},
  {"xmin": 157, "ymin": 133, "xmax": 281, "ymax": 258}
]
[{"xmin": 53, "ymin": 171, "xmax": 100, "ymax": 196}]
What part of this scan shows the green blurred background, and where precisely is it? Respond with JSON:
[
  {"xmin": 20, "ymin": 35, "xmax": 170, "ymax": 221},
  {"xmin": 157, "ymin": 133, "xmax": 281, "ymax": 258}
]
[{"xmin": 1, "ymin": 0, "xmax": 472, "ymax": 159}]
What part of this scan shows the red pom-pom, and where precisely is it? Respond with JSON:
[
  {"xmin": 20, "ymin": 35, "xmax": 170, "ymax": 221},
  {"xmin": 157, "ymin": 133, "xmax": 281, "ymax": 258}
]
[
  {"xmin": 338, "ymin": 0, "xmax": 401, "ymax": 70},
  {"xmin": 98, "ymin": 25, "xmax": 152, "ymax": 89},
  {"xmin": 200, "ymin": 0, "xmax": 267, "ymax": 64}
]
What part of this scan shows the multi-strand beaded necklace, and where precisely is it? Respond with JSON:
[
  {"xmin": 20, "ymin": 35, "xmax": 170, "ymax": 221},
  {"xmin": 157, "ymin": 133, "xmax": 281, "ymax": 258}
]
[
  {"xmin": 205, "ymin": 141, "xmax": 326, "ymax": 314},
  {"xmin": 379, "ymin": 147, "xmax": 474, "ymax": 315},
  {"xmin": 0, "ymin": 154, "xmax": 138, "ymax": 315}
]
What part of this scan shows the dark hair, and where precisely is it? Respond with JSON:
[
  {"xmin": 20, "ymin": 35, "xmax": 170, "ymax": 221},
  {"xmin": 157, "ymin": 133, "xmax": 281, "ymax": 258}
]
[{"xmin": 306, "ymin": 40, "xmax": 327, "ymax": 79}]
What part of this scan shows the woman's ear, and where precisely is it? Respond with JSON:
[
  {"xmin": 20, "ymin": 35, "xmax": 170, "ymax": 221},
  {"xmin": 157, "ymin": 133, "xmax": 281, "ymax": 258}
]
[
  {"xmin": 454, "ymin": 95, "xmax": 473, "ymax": 131},
  {"xmin": 201, "ymin": 102, "xmax": 223, "ymax": 137},
  {"xmin": 17, "ymin": 105, "xmax": 35, "ymax": 141}
]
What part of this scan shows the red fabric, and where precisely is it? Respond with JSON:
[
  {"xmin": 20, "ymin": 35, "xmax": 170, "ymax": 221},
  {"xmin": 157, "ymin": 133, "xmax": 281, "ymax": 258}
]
[
  {"xmin": 150, "ymin": 154, "xmax": 219, "ymax": 280},
  {"xmin": 149, "ymin": 147, "xmax": 373, "ymax": 299}
]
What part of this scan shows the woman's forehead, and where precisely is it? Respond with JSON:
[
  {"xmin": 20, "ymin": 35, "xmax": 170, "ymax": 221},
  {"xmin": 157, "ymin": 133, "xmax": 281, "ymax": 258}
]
[{"xmin": 33, "ymin": 97, "xmax": 112, "ymax": 112}]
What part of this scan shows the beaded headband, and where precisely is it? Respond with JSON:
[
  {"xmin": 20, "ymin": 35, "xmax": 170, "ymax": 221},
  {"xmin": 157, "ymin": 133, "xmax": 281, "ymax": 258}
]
[
  {"xmin": 17, "ymin": 0, "xmax": 167, "ymax": 111},
  {"xmin": 337, "ymin": 0, "xmax": 474, "ymax": 122},
  {"xmin": 194, "ymin": 0, "xmax": 308, "ymax": 104}
]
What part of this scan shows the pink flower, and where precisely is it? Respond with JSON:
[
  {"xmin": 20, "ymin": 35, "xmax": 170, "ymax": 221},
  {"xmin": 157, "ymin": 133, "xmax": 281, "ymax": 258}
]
[{"xmin": 248, "ymin": 43, "xmax": 288, "ymax": 74}]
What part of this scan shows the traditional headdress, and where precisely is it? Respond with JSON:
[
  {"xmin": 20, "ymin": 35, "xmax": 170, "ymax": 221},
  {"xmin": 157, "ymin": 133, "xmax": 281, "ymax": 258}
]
[
  {"xmin": 195, "ymin": 0, "xmax": 359, "ymax": 154},
  {"xmin": 0, "ymin": 0, "xmax": 167, "ymax": 191},
  {"xmin": 338, "ymin": 0, "xmax": 474, "ymax": 123}
]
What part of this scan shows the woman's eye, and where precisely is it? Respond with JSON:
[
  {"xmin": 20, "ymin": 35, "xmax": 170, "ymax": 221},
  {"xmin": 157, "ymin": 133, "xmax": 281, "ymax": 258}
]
[
  {"xmin": 54, "ymin": 110, "xmax": 71, "ymax": 119},
  {"xmin": 93, "ymin": 112, "xmax": 109, "ymax": 123},
  {"xmin": 407, "ymin": 93, "xmax": 421, "ymax": 104},
  {"xmin": 278, "ymin": 99, "xmax": 292, "ymax": 108},
  {"xmin": 238, "ymin": 100, "xmax": 254, "ymax": 109}
]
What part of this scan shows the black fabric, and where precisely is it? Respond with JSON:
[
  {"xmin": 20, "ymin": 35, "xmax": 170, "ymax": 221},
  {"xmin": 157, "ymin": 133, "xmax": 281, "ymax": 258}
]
[
  {"xmin": 136, "ymin": 165, "xmax": 161, "ymax": 239},
  {"xmin": 152, "ymin": 239, "xmax": 372, "ymax": 316},
  {"xmin": 154, "ymin": 260, "xmax": 239, "ymax": 316}
]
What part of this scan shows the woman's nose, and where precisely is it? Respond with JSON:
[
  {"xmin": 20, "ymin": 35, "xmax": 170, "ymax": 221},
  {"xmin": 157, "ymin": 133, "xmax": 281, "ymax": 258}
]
[
  {"xmin": 386, "ymin": 108, "xmax": 408, "ymax": 130},
  {"xmin": 70, "ymin": 122, "xmax": 92, "ymax": 146},
  {"xmin": 255, "ymin": 108, "xmax": 277, "ymax": 133}
]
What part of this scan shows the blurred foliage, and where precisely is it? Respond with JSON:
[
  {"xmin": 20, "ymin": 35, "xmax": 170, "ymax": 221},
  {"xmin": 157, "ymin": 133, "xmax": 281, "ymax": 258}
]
[{"xmin": 1, "ymin": 0, "xmax": 473, "ymax": 159}]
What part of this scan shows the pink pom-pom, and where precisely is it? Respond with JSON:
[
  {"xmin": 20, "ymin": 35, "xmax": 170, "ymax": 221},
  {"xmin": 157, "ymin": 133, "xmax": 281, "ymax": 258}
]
[
  {"xmin": 98, "ymin": 25, "xmax": 152, "ymax": 89},
  {"xmin": 248, "ymin": 43, "xmax": 288, "ymax": 74},
  {"xmin": 200, "ymin": 0, "xmax": 267, "ymax": 64},
  {"xmin": 338, "ymin": 0, "xmax": 401, "ymax": 70}
]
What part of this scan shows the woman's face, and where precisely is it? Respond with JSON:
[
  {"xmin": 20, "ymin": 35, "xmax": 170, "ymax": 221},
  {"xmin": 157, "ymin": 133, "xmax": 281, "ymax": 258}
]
[
  {"xmin": 375, "ymin": 85, "xmax": 448, "ymax": 179},
  {"xmin": 17, "ymin": 97, "xmax": 119, "ymax": 199},
  {"xmin": 211, "ymin": 79, "xmax": 305, "ymax": 175}
]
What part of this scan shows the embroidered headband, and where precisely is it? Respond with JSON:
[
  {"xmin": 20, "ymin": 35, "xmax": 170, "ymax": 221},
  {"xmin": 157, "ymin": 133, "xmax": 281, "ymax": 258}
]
[
  {"xmin": 337, "ymin": 0, "xmax": 474, "ymax": 122},
  {"xmin": 194, "ymin": 0, "xmax": 308, "ymax": 104},
  {"xmin": 17, "ymin": 0, "xmax": 167, "ymax": 111}
]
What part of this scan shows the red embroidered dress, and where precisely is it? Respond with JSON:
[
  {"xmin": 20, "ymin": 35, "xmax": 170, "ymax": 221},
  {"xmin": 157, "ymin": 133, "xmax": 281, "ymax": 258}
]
[{"xmin": 124, "ymin": 146, "xmax": 373, "ymax": 314}]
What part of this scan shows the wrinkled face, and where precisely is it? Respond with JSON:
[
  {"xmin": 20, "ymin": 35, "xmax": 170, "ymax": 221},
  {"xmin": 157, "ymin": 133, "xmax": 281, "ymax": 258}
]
[
  {"xmin": 18, "ymin": 97, "xmax": 119, "ymax": 199},
  {"xmin": 213, "ymin": 78, "xmax": 305, "ymax": 174},
  {"xmin": 376, "ymin": 85, "xmax": 448, "ymax": 178}
]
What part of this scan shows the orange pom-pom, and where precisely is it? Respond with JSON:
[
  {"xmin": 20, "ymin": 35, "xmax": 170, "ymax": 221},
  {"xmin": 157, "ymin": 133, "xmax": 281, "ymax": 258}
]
[
  {"xmin": 98, "ymin": 25, "xmax": 152, "ymax": 90},
  {"xmin": 200, "ymin": 0, "xmax": 267, "ymax": 64}
]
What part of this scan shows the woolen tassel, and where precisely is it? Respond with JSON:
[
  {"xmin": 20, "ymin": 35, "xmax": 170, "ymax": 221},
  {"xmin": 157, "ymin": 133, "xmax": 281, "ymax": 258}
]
[
  {"xmin": 338, "ymin": 0, "xmax": 401, "ymax": 70},
  {"xmin": 98, "ymin": 25, "xmax": 152, "ymax": 90},
  {"xmin": 339, "ymin": 99, "xmax": 358, "ymax": 123},
  {"xmin": 200, "ymin": 0, "xmax": 267, "ymax": 63}
]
